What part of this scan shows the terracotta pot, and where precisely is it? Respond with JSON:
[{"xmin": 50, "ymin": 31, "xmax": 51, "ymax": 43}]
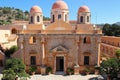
[
  {"xmin": 48, "ymin": 72, "xmax": 51, "ymax": 75},
  {"xmin": 15, "ymin": 77, "xmax": 18, "ymax": 80},
  {"xmin": 86, "ymin": 72, "xmax": 90, "ymax": 75},
  {"xmin": 31, "ymin": 72, "xmax": 35, "ymax": 75},
  {"xmin": 95, "ymin": 70, "xmax": 99, "ymax": 75},
  {"xmin": 68, "ymin": 72, "xmax": 72, "ymax": 75}
]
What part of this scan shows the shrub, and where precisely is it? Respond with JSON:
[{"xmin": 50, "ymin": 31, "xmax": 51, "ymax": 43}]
[
  {"xmin": 46, "ymin": 67, "xmax": 52, "ymax": 74},
  {"xmin": 85, "ymin": 68, "xmax": 91, "ymax": 73},
  {"xmin": 66, "ymin": 68, "xmax": 74, "ymax": 75},
  {"xmin": 29, "ymin": 65, "xmax": 37, "ymax": 73}
]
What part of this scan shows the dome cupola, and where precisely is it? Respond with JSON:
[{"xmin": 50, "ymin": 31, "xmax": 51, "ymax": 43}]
[
  {"xmin": 51, "ymin": 0, "xmax": 69, "ymax": 23},
  {"xmin": 52, "ymin": 0, "xmax": 68, "ymax": 10},
  {"xmin": 30, "ymin": 5, "xmax": 42, "ymax": 13},
  {"xmin": 77, "ymin": 5, "xmax": 91, "ymax": 24},
  {"xmin": 78, "ymin": 5, "xmax": 90, "ymax": 13},
  {"xmin": 29, "ymin": 5, "xmax": 43, "ymax": 24}
]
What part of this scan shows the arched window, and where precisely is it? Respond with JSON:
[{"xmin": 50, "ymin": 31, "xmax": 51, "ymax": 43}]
[
  {"xmin": 52, "ymin": 15, "xmax": 55, "ymax": 22},
  {"xmin": 33, "ymin": 36, "xmax": 36, "ymax": 43},
  {"xmin": 84, "ymin": 56, "xmax": 89, "ymax": 65},
  {"xmin": 37, "ymin": 16, "xmax": 40, "ymax": 22},
  {"xmin": 11, "ymin": 28, "xmax": 17, "ymax": 34},
  {"xmin": 29, "ymin": 36, "xmax": 36, "ymax": 44},
  {"xmin": 31, "ymin": 16, "xmax": 33, "ymax": 23},
  {"xmin": 84, "ymin": 37, "xmax": 87, "ymax": 43},
  {"xmin": 65, "ymin": 14, "xmax": 67, "ymax": 22},
  {"xmin": 87, "ymin": 16, "xmax": 89, "ymax": 22},
  {"xmin": 83, "ymin": 37, "xmax": 91, "ymax": 44},
  {"xmin": 80, "ymin": 16, "xmax": 83, "ymax": 23},
  {"xmin": 58, "ymin": 14, "xmax": 61, "ymax": 19},
  {"xmin": 30, "ymin": 56, "xmax": 36, "ymax": 65}
]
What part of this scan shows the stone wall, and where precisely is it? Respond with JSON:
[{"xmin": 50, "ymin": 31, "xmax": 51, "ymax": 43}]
[{"xmin": 17, "ymin": 34, "xmax": 102, "ymax": 73}]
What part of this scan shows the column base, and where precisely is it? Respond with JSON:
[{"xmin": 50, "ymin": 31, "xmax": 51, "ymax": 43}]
[
  {"xmin": 40, "ymin": 66, "xmax": 46, "ymax": 75},
  {"xmin": 74, "ymin": 65, "xmax": 80, "ymax": 75}
]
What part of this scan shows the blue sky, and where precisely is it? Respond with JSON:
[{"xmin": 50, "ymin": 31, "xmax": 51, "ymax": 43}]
[{"xmin": 0, "ymin": 0, "xmax": 120, "ymax": 24}]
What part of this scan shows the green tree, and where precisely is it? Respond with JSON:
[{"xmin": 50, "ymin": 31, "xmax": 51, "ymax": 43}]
[
  {"xmin": 0, "ymin": 7, "xmax": 29, "ymax": 25},
  {"xmin": 102, "ymin": 23, "xmax": 111, "ymax": 35},
  {"xmin": 100, "ymin": 50, "xmax": 120, "ymax": 79},
  {"xmin": 102, "ymin": 24, "xmax": 120, "ymax": 36},
  {"xmin": 43, "ymin": 16, "xmax": 50, "ymax": 20},
  {"xmin": 2, "ymin": 58, "xmax": 29, "ymax": 80},
  {"xmin": 4, "ymin": 45, "xmax": 18, "ymax": 57},
  {"xmin": 2, "ymin": 68, "xmax": 16, "ymax": 80},
  {"xmin": 115, "ymin": 49, "xmax": 120, "ymax": 59}
]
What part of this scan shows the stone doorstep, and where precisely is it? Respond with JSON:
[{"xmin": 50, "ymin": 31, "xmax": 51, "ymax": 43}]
[{"xmin": 55, "ymin": 71, "xmax": 65, "ymax": 75}]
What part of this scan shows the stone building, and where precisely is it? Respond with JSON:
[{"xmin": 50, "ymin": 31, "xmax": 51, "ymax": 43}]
[
  {"xmin": 11, "ymin": 0, "xmax": 102, "ymax": 74},
  {"xmin": 100, "ymin": 36, "xmax": 120, "ymax": 61}
]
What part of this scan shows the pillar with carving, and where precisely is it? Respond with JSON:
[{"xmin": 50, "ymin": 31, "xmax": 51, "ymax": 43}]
[
  {"xmin": 40, "ymin": 37, "xmax": 46, "ymax": 75},
  {"xmin": 74, "ymin": 37, "xmax": 80, "ymax": 75}
]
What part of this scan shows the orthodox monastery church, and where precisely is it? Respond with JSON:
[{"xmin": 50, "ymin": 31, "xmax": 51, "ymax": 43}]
[{"xmin": 0, "ymin": 0, "xmax": 108, "ymax": 74}]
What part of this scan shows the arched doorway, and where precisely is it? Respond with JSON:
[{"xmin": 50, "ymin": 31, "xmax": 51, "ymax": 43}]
[{"xmin": 11, "ymin": 28, "xmax": 17, "ymax": 34}]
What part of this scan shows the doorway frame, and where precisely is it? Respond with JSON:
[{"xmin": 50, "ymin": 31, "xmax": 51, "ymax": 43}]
[{"xmin": 54, "ymin": 55, "xmax": 66, "ymax": 73}]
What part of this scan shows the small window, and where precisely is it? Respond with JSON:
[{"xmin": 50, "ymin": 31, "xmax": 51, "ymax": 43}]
[
  {"xmin": 80, "ymin": 16, "xmax": 83, "ymax": 23},
  {"xmin": 87, "ymin": 16, "xmax": 89, "ymax": 22},
  {"xmin": 33, "ymin": 36, "xmax": 36, "ymax": 43},
  {"xmin": 31, "ymin": 16, "xmax": 33, "ymax": 23},
  {"xmin": 11, "ymin": 28, "xmax": 17, "ymax": 34},
  {"xmin": 37, "ymin": 16, "xmax": 40, "ymax": 22},
  {"xmin": 83, "ymin": 37, "xmax": 91, "ymax": 44},
  {"xmin": 30, "ymin": 56, "xmax": 36, "ymax": 65},
  {"xmin": 84, "ymin": 37, "xmax": 87, "ymax": 43},
  {"xmin": 52, "ymin": 15, "xmax": 55, "ymax": 22},
  {"xmin": 5, "ymin": 34, "xmax": 8, "ymax": 37},
  {"xmin": 58, "ymin": 14, "xmax": 61, "ymax": 19},
  {"xmin": 29, "ymin": 36, "xmax": 36, "ymax": 44},
  {"xmin": 65, "ymin": 14, "xmax": 67, "ymax": 22},
  {"xmin": 84, "ymin": 56, "xmax": 89, "ymax": 65}
]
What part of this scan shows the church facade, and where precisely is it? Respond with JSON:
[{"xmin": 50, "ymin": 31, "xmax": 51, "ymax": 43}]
[{"xmin": 12, "ymin": 0, "xmax": 102, "ymax": 74}]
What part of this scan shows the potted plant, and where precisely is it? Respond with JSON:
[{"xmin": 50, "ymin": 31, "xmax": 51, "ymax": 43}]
[
  {"xmin": 66, "ymin": 68, "xmax": 74, "ymax": 75},
  {"xmin": 85, "ymin": 67, "xmax": 91, "ymax": 75},
  {"xmin": 29, "ymin": 65, "xmax": 37, "ymax": 75},
  {"xmin": 46, "ymin": 67, "xmax": 52, "ymax": 75}
]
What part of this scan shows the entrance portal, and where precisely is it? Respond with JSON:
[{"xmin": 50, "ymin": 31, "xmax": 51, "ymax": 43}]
[{"xmin": 56, "ymin": 56, "xmax": 64, "ymax": 71}]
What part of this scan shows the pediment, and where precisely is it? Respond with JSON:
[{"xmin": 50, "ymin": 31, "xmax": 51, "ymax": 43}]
[
  {"xmin": 51, "ymin": 45, "xmax": 69, "ymax": 52},
  {"xmin": 46, "ymin": 20, "xmax": 73, "ymax": 30}
]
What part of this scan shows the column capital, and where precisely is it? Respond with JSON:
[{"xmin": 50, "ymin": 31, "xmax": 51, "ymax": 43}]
[{"xmin": 41, "ymin": 38, "xmax": 46, "ymax": 44}]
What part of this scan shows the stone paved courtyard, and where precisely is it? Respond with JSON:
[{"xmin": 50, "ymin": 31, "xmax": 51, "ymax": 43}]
[
  {"xmin": 0, "ymin": 74, "xmax": 103, "ymax": 80},
  {"xmin": 28, "ymin": 74, "xmax": 99, "ymax": 80}
]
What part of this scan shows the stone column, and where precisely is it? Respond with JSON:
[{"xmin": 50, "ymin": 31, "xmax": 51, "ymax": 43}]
[
  {"xmin": 41, "ymin": 38, "xmax": 46, "ymax": 75},
  {"xmin": 74, "ymin": 41, "xmax": 80, "ymax": 75},
  {"xmin": 76, "ymin": 42, "xmax": 79, "ymax": 65},
  {"xmin": 97, "ymin": 41, "xmax": 101, "ymax": 66},
  {"xmin": 41, "ymin": 38, "xmax": 45, "ymax": 65}
]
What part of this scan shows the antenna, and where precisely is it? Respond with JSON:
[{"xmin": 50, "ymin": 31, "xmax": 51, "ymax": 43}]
[{"xmin": 96, "ymin": 12, "xmax": 98, "ymax": 25}]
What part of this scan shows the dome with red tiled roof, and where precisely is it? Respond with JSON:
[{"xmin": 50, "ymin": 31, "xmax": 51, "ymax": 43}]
[
  {"xmin": 52, "ymin": 0, "xmax": 68, "ymax": 10},
  {"xmin": 78, "ymin": 5, "xmax": 90, "ymax": 13},
  {"xmin": 30, "ymin": 5, "xmax": 42, "ymax": 13}
]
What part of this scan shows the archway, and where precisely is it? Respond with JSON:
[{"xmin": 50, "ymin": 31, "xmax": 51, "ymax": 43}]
[{"xmin": 11, "ymin": 28, "xmax": 17, "ymax": 34}]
